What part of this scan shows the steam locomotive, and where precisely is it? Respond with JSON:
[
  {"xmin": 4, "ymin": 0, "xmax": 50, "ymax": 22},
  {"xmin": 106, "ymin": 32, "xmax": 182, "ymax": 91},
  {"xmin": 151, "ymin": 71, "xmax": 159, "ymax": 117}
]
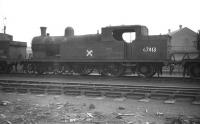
[
  {"xmin": 0, "ymin": 31, "xmax": 27, "ymax": 73},
  {"xmin": 1, "ymin": 25, "xmax": 200, "ymax": 78}
]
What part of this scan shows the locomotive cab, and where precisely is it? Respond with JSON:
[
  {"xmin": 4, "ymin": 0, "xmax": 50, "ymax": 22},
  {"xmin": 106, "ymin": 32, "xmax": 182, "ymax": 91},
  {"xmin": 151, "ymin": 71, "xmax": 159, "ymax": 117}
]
[
  {"xmin": 101, "ymin": 25, "xmax": 169, "ymax": 77},
  {"xmin": 101, "ymin": 25, "xmax": 169, "ymax": 61}
]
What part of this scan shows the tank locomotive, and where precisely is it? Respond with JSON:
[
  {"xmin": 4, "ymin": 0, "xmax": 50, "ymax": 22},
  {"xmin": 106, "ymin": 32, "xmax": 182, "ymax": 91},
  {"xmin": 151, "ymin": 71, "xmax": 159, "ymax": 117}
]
[
  {"xmin": 0, "ymin": 31, "xmax": 27, "ymax": 73},
  {"xmin": 25, "ymin": 25, "xmax": 195, "ymax": 77}
]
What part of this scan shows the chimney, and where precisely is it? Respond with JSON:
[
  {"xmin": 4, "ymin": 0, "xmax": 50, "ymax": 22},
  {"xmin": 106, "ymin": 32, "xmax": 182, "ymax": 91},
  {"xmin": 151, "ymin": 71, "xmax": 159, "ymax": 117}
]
[
  {"xmin": 40, "ymin": 27, "xmax": 47, "ymax": 36},
  {"xmin": 168, "ymin": 29, "xmax": 171, "ymax": 33},
  {"xmin": 3, "ymin": 26, "xmax": 6, "ymax": 34},
  {"xmin": 179, "ymin": 25, "xmax": 182, "ymax": 29}
]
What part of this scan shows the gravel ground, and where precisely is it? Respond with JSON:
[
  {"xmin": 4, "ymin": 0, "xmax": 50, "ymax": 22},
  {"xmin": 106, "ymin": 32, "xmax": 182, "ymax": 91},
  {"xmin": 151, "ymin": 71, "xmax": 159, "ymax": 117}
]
[{"xmin": 0, "ymin": 92, "xmax": 200, "ymax": 124}]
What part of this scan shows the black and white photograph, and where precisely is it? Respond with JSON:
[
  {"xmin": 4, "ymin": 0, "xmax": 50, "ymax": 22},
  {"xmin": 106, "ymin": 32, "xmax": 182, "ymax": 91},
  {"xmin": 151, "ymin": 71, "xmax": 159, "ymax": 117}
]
[{"xmin": 0, "ymin": 0, "xmax": 200, "ymax": 123}]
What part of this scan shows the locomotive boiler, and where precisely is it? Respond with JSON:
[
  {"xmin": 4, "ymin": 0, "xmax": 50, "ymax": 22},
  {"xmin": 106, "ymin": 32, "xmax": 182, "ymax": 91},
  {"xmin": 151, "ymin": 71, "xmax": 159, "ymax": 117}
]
[{"xmin": 27, "ymin": 25, "xmax": 173, "ymax": 77}]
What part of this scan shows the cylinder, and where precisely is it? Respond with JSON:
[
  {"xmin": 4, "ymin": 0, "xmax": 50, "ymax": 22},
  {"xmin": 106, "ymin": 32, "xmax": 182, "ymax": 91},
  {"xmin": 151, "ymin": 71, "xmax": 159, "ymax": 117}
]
[{"xmin": 40, "ymin": 27, "xmax": 47, "ymax": 36}]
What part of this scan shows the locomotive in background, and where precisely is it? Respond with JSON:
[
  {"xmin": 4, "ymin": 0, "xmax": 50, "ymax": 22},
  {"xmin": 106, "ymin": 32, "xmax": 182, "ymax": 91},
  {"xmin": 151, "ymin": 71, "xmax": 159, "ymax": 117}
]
[
  {"xmin": 0, "ymin": 26, "xmax": 27, "ymax": 73},
  {"xmin": 0, "ymin": 25, "xmax": 200, "ymax": 78}
]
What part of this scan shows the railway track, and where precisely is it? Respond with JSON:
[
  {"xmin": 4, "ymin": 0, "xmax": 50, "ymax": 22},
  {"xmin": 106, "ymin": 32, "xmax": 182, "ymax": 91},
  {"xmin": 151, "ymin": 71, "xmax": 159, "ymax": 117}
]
[
  {"xmin": 0, "ymin": 79, "xmax": 200, "ymax": 104},
  {"xmin": 1, "ymin": 73, "xmax": 200, "ymax": 83}
]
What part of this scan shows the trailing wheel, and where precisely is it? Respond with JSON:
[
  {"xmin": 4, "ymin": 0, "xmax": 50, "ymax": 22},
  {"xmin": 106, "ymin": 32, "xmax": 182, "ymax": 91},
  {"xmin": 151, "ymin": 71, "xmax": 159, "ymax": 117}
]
[
  {"xmin": 100, "ymin": 64, "xmax": 125, "ymax": 77},
  {"xmin": 189, "ymin": 63, "xmax": 200, "ymax": 78},
  {"xmin": 137, "ymin": 64, "xmax": 156, "ymax": 78}
]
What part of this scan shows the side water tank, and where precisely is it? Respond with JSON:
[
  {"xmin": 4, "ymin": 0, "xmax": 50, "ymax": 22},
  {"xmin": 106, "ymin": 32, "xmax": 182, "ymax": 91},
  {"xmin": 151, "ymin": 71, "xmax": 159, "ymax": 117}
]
[{"xmin": 64, "ymin": 27, "xmax": 74, "ymax": 37}]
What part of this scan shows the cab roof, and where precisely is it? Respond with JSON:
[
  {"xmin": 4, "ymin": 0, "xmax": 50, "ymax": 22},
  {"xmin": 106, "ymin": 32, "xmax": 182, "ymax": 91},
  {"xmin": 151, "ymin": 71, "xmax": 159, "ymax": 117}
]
[{"xmin": 102, "ymin": 25, "xmax": 147, "ymax": 30}]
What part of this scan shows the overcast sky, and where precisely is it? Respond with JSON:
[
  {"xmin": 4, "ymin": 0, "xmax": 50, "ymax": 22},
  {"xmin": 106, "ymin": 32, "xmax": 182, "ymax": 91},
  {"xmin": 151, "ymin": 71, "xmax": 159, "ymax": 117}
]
[{"xmin": 0, "ymin": 0, "xmax": 200, "ymax": 46}]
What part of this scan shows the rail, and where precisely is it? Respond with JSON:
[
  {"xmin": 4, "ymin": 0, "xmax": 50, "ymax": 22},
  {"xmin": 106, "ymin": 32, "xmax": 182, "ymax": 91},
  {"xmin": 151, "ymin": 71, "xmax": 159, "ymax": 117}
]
[{"xmin": 0, "ymin": 79, "xmax": 200, "ymax": 104}]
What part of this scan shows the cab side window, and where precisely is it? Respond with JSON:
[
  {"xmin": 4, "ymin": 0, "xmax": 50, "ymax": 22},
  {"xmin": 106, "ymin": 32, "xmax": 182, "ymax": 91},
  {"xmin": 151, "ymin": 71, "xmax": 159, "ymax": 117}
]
[{"xmin": 112, "ymin": 29, "xmax": 136, "ymax": 43}]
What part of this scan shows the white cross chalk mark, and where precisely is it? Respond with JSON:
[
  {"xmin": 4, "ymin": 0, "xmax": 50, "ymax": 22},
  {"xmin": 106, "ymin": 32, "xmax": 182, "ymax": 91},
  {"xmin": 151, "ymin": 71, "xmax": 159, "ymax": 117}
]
[{"xmin": 86, "ymin": 50, "xmax": 93, "ymax": 56}]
